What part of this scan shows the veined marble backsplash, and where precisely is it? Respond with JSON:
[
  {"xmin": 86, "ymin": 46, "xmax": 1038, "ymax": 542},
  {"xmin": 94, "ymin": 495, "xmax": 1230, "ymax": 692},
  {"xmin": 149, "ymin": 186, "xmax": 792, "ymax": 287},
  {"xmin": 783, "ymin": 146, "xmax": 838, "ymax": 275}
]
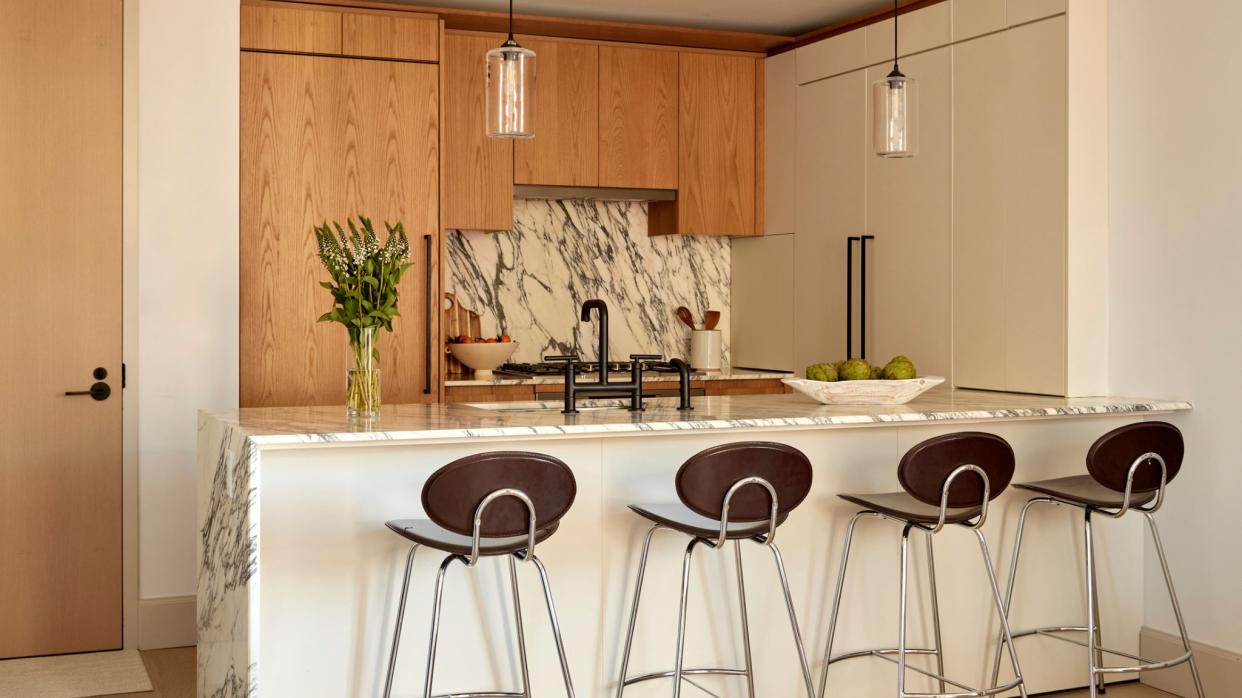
[{"xmin": 446, "ymin": 199, "xmax": 730, "ymax": 365}]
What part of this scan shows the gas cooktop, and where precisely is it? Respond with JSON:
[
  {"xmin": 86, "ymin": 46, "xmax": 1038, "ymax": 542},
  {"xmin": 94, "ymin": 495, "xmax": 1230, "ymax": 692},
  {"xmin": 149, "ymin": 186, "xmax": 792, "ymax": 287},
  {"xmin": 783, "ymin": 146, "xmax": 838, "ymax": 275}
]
[{"xmin": 498, "ymin": 360, "xmax": 680, "ymax": 378}]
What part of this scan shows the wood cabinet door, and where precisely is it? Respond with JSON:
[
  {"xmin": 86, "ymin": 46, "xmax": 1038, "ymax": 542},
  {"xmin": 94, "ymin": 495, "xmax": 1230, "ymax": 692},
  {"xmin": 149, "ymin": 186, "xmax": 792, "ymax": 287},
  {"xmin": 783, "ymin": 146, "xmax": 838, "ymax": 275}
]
[
  {"xmin": 514, "ymin": 39, "xmax": 599, "ymax": 186},
  {"xmin": 241, "ymin": 53, "xmax": 440, "ymax": 407},
  {"xmin": 442, "ymin": 33, "xmax": 513, "ymax": 230},
  {"xmin": 598, "ymin": 45, "xmax": 678, "ymax": 189},
  {"xmin": 676, "ymin": 52, "xmax": 756, "ymax": 235},
  {"xmin": 793, "ymin": 69, "xmax": 866, "ymax": 371},
  {"xmin": 866, "ymin": 46, "xmax": 953, "ymax": 379}
]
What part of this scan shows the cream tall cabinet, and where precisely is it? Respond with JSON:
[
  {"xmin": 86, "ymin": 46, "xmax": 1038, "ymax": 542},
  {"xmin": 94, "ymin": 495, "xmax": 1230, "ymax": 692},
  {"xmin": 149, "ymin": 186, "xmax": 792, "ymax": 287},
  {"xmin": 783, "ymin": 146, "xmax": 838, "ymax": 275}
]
[{"xmin": 735, "ymin": 0, "xmax": 1108, "ymax": 395}]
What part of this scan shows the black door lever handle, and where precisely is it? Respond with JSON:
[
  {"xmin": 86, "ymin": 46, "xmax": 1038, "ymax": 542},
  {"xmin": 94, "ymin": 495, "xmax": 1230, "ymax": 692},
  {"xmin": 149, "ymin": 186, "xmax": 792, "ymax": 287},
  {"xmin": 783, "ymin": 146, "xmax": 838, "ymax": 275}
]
[{"xmin": 65, "ymin": 382, "xmax": 111, "ymax": 401}]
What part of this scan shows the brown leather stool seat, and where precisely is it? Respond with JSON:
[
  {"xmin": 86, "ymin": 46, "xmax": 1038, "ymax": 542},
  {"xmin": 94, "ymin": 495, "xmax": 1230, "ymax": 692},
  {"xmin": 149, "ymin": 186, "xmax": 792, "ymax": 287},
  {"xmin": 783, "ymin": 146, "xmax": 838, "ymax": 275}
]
[
  {"xmin": 836, "ymin": 492, "xmax": 981, "ymax": 525},
  {"xmin": 1013, "ymin": 474, "xmax": 1157, "ymax": 509},
  {"xmin": 385, "ymin": 519, "xmax": 561, "ymax": 557},
  {"xmin": 627, "ymin": 503, "xmax": 789, "ymax": 539}
]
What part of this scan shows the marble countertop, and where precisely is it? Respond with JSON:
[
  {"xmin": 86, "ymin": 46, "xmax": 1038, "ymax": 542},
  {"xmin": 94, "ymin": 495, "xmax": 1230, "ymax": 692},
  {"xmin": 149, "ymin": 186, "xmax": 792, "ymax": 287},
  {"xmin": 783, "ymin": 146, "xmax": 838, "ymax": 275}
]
[
  {"xmin": 445, "ymin": 367, "xmax": 791, "ymax": 387},
  {"xmin": 201, "ymin": 387, "xmax": 1191, "ymax": 448}
]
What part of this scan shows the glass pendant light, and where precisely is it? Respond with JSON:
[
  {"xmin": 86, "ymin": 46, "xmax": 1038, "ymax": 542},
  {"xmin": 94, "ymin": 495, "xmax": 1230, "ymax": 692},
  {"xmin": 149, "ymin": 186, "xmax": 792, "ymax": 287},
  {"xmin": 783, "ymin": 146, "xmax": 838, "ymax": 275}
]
[
  {"xmin": 485, "ymin": 0, "xmax": 535, "ymax": 139},
  {"xmin": 873, "ymin": 0, "xmax": 918, "ymax": 158}
]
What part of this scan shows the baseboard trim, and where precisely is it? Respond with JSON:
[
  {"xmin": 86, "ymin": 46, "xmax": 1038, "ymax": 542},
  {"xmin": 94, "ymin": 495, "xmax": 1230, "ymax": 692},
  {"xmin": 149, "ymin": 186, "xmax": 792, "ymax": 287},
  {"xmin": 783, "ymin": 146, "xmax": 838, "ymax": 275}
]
[
  {"xmin": 138, "ymin": 595, "xmax": 196, "ymax": 650},
  {"xmin": 1140, "ymin": 625, "xmax": 1242, "ymax": 696}
]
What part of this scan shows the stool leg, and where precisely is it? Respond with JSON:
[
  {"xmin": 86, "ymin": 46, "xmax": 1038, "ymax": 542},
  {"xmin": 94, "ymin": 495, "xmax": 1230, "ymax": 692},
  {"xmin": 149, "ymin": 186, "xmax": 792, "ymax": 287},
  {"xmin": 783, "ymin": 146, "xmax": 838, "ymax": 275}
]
[
  {"xmin": 768, "ymin": 542, "xmax": 817, "ymax": 698},
  {"xmin": 423, "ymin": 554, "xmax": 460, "ymax": 698},
  {"xmin": 898, "ymin": 525, "xmax": 912, "ymax": 698},
  {"xmin": 819, "ymin": 511, "xmax": 872, "ymax": 698},
  {"xmin": 531, "ymin": 554, "xmax": 577, "ymax": 698},
  {"xmin": 974, "ymin": 528, "xmax": 1028, "ymax": 698},
  {"xmin": 672, "ymin": 538, "xmax": 704, "ymax": 698},
  {"xmin": 616, "ymin": 525, "xmax": 662, "ymax": 698},
  {"xmin": 509, "ymin": 554, "xmax": 531, "ymax": 698},
  {"xmin": 1144, "ymin": 513, "xmax": 1207, "ymax": 698},
  {"xmin": 1088, "ymin": 524, "xmax": 1106, "ymax": 695},
  {"xmin": 924, "ymin": 534, "xmax": 946, "ymax": 695},
  {"xmin": 1084, "ymin": 509, "xmax": 1101, "ymax": 698},
  {"xmin": 734, "ymin": 540, "xmax": 756, "ymax": 698},
  {"xmin": 991, "ymin": 497, "xmax": 1047, "ymax": 689},
  {"xmin": 383, "ymin": 544, "xmax": 418, "ymax": 698}
]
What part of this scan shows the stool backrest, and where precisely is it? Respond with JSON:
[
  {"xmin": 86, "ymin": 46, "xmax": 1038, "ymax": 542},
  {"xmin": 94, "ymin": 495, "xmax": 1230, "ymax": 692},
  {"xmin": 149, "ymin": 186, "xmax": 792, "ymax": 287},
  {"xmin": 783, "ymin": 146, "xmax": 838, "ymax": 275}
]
[
  {"xmin": 675, "ymin": 441, "xmax": 812, "ymax": 522},
  {"xmin": 899, "ymin": 432, "xmax": 1014, "ymax": 507},
  {"xmin": 421, "ymin": 451, "xmax": 576, "ymax": 537},
  {"xmin": 1087, "ymin": 421, "xmax": 1183, "ymax": 493}
]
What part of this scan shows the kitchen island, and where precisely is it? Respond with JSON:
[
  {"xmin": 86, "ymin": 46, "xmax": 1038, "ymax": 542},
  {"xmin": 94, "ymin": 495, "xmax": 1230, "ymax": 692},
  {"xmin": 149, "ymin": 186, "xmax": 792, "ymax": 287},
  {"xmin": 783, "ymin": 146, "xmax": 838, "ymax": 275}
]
[{"xmin": 198, "ymin": 389, "xmax": 1191, "ymax": 697}]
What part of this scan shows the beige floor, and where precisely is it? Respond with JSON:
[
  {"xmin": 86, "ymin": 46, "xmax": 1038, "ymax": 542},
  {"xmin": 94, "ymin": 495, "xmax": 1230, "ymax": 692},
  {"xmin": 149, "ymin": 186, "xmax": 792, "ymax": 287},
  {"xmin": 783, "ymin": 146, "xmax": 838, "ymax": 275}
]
[{"xmin": 93, "ymin": 650, "xmax": 1177, "ymax": 698}]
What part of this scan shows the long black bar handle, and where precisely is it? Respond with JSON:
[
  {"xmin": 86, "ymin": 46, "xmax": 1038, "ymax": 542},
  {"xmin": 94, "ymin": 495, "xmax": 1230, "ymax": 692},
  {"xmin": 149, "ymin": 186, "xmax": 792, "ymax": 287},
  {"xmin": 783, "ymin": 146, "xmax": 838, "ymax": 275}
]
[
  {"xmin": 846, "ymin": 236, "xmax": 860, "ymax": 359},
  {"xmin": 423, "ymin": 234, "xmax": 433, "ymax": 395},
  {"xmin": 860, "ymin": 235, "xmax": 874, "ymax": 361}
]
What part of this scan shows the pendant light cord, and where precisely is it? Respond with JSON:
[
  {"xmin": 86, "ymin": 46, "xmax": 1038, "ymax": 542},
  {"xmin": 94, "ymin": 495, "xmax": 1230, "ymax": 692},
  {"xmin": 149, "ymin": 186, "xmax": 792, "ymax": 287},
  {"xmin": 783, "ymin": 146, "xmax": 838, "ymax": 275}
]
[
  {"xmin": 508, "ymin": 0, "xmax": 515, "ymax": 42},
  {"xmin": 889, "ymin": 0, "xmax": 903, "ymax": 77}
]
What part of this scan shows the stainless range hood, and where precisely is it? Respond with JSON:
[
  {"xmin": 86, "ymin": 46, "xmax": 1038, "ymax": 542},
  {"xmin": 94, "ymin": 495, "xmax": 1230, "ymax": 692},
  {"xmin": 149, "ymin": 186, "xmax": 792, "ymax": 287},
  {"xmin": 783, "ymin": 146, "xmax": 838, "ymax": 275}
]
[{"xmin": 513, "ymin": 184, "xmax": 676, "ymax": 202}]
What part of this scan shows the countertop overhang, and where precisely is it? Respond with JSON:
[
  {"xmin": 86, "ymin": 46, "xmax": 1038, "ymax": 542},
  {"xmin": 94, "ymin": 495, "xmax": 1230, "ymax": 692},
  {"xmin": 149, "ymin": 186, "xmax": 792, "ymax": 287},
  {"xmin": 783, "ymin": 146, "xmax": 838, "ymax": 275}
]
[{"xmin": 201, "ymin": 388, "xmax": 1192, "ymax": 448}]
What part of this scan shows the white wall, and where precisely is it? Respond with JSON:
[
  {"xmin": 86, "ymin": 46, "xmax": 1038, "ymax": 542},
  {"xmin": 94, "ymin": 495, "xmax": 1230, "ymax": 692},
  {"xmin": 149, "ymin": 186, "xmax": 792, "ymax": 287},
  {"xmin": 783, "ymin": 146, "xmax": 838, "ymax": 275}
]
[
  {"xmin": 1109, "ymin": 0, "xmax": 1242, "ymax": 655},
  {"xmin": 136, "ymin": 0, "xmax": 239, "ymax": 601}
]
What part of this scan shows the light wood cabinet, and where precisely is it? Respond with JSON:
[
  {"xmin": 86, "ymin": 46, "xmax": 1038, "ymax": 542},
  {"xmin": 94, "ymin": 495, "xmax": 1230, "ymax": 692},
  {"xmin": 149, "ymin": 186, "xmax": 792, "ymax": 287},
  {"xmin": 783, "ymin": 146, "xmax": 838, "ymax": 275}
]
[
  {"xmin": 514, "ymin": 39, "xmax": 599, "ymax": 186},
  {"xmin": 240, "ymin": 52, "xmax": 440, "ymax": 407},
  {"xmin": 866, "ymin": 46, "xmax": 953, "ymax": 379},
  {"xmin": 598, "ymin": 46, "xmax": 679, "ymax": 190},
  {"xmin": 241, "ymin": 1, "xmax": 341, "ymax": 54},
  {"xmin": 442, "ymin": 32, "xmax": 514, "ymax": 231},
  {"xmin": 651, "ymin": 52, "xmax": 758, "ymax": 236},
  {"xmin": 953, "ymin": 17, "xmax": 1066, "ymax": 395},
  {"xmin": 341, "ymin": 10, "xmax": 438, "ymax": 62}
]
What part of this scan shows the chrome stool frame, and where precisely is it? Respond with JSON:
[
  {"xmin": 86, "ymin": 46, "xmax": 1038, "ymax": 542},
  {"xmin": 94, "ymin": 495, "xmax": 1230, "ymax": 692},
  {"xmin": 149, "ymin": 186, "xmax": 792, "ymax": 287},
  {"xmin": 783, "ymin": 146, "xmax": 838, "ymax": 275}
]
[
  {"xmin": 991, "ymin": 450, "xmax": 1206, "ymax": 698},
  {"xmin": 383, "ymin": 464, "xmax": 577, "ymax": 698},
  {"xmin": 820, "ymin": 434, "xmax": 1028, "ymax": 698},
  {"xmin": 616, "ymin": 443, "xmax": 818, "ymax": 698}
]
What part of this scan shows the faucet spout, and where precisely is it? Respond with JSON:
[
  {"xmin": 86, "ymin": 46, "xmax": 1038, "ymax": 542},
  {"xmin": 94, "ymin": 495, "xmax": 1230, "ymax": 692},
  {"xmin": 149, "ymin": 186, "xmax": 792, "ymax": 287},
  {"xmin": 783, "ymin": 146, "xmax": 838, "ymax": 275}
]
[{"xmin": 580, "ymin": 299, "xmax": 609, "ymax": 384}]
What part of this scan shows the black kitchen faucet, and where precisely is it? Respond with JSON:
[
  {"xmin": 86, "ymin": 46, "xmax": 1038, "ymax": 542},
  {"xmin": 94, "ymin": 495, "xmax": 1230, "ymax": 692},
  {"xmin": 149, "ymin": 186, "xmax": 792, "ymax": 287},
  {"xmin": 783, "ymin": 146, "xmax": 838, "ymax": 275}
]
[{"xmin": 547, "ymin": 298, "xmax": 693, "ymax": 414}]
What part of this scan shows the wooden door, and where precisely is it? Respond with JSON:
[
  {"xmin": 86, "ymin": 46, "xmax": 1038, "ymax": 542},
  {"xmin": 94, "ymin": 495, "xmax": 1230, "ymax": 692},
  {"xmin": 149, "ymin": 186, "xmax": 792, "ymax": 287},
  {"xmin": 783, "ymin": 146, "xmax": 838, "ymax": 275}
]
[
  {"xmin": 793, "ymin": 69, "xmax": 866, "ymax": 372},
  {"xmin": 673, "ymin": 52, "xmax": 756, "ymax": 236},
  {"xmin": 598, "ymin": 46, "xmax": 678, "ymax": 189},
  {"xmin": 514, "ymin": 39, "xmax": 598, "ymax": 186},
  {"xmin": 442, "ymin": 33, "xmax": 513, "ymax": 230},
  {"xmin": 866, "ymin": 46, "xmax": 953, "ymax": 377},
  {"xmin": 0, "ymin": 0, "xmax": 123, "ymax": 657},
  {"xmin": 241, "ymin": 52, "xmax": 440, "ymax": 407}
]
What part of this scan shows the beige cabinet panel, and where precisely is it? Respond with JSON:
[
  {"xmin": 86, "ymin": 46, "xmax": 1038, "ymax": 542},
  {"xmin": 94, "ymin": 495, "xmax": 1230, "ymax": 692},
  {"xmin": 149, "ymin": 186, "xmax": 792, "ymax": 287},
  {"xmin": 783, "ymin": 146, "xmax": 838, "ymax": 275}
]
[
  {"xmin": 866, "ymin": 46, "xmax": 952, "ymax": 378},
  {"xmin": 794, "ymin": 69, "xmax": 866, "ymax": 371},
  {"xmin": 796, "ymin": 27, "xmax": 865, "ymax": 85},
  {"xmin": 952, "ymin": 0, "xmax": 1006, "ymax": 41},
  {"xmin": 865, "ymin": 2, "xmax": 952, "ymax": 66},
  {"xmin": 764, "ymin": 51, "xmax": 796, "ymax": 235},
  {"xmin": 731, "ymin": 234, "xmax": 795, "ymax": 370},
  {"xmin": 1008, "ymin": 0, "xmax": 1067, "ymax": 26}
]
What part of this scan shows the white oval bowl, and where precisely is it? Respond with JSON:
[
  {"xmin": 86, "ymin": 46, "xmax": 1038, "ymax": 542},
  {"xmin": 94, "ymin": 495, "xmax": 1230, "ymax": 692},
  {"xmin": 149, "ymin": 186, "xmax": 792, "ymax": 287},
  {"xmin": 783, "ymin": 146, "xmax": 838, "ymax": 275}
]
[
  {"xmin": 447, "ymin": 341, "xmax": 519, "ymax": 378},
  {"xmin": 781, "ymin": 375, "xmax": 945, "ymax": 405}
]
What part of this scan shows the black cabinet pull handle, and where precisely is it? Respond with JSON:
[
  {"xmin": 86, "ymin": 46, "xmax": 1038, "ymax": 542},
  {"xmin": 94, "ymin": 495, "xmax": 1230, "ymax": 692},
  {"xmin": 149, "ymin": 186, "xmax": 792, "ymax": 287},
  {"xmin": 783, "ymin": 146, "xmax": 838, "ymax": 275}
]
[
  {"xmin": 423, "ymin": 234, "xmax": 433, "ymax": 396},
  {"xmin": 66, "ymin": 382, "xmax": 111, "ymax": 401},
  {"xmin": 846, "ymin": 236, "xmax": 858, "ymax": 358},
  {"xmin": 860, "ymin": 234, "xmax": 873, "ymax": 361}
]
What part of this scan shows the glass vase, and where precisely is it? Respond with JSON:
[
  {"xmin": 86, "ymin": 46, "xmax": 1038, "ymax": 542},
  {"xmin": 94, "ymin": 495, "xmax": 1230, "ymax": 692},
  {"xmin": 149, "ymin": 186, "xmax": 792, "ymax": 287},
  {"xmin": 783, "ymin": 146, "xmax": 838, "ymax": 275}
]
[{"xmin": 347, "ymin": 327, "xmax": 381, "ymax": 418}]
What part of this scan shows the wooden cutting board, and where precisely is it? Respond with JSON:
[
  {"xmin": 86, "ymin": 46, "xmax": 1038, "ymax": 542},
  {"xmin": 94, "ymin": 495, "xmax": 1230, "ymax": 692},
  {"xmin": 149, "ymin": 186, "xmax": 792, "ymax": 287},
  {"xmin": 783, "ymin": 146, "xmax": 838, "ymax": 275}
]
[{"xmin": 443, "ymin": 292, "xmax": 482, "ymax": 375}]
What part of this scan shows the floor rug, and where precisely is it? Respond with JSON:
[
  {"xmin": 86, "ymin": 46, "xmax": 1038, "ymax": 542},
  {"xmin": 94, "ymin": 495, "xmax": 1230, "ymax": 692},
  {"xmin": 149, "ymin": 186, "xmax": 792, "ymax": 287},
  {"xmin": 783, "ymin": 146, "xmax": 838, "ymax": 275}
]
[{"xmin": 0, "ymin": 649, "xmax": 152, "ymax": 697}]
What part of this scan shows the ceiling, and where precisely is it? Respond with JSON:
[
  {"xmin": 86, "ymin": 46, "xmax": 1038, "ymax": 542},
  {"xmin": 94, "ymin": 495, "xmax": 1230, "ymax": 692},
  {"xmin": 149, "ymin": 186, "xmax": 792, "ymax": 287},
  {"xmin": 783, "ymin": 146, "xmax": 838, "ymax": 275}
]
[{"xmin": 390, "ymin": 0, "xmax": 890, "ymax": 36}]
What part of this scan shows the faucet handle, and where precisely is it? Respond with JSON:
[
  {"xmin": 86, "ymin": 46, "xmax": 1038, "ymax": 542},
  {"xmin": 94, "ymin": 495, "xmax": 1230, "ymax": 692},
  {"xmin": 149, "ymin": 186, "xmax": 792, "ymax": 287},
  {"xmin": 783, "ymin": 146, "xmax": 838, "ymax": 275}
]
[
  {"xmin": 544, "ymin": 354, "xmax": 580, "ymax": 363},
  {"xmin": 628, "ymin": 354, "xmax": 663, "ymax": 362}
]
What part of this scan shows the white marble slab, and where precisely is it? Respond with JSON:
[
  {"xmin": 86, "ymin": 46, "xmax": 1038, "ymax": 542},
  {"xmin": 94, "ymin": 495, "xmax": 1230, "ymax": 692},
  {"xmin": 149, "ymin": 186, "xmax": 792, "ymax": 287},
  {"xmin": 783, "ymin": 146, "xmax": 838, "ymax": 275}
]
[
  {"xmin": 445, "ymin": 199, "xmax": 731, "ymax": 366},
  {"xmin": 445, "ymin": 367, "xmax": 790, "ymax": 387}
]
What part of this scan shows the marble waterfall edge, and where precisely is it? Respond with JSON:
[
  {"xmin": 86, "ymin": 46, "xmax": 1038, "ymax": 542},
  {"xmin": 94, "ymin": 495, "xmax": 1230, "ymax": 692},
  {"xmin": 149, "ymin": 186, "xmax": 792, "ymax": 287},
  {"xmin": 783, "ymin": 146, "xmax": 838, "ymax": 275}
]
[{"xmin": 446, "ymin": 199, "xmax": 730, "ymax": 365}]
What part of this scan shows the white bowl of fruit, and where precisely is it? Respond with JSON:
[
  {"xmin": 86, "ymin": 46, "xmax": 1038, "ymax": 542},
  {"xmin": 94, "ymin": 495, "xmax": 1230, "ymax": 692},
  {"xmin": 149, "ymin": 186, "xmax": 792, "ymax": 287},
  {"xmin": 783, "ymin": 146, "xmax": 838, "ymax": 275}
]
[
  {"xmin": 782, "ymin": 356, "xmax": 945, "ymax": 405},
  {"xmin": 447, "ymin": 334, "xmax": 518, "ymax": 378}
]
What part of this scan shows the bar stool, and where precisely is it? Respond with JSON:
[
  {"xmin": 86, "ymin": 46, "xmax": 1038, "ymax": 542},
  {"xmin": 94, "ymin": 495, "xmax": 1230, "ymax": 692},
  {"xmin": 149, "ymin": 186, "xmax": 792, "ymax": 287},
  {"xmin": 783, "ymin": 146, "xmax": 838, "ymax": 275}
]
[
  {"xmin": 991, "ymin": 421, "xmax": 1205, "ymax": 698},
  {"xmin": 381, "ymin": 451, "xmax": 578, "ymax": 698},
  {"xmin": 614, "ymin": 441, "xmax": 819, "ymax": 698},
  {"xmin": 819, "ymin": 432, "xmax": 1028, "ymax": 698}
]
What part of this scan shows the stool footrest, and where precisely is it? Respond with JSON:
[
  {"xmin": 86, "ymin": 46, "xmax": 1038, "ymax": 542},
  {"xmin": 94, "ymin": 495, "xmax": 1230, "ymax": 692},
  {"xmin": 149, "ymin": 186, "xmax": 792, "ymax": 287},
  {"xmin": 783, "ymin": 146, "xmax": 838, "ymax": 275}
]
[
  {"xmin": 622, "ymin": 667, "xmax": 749, "ymax": 686},
  {"xmin": 429, "ymin": 693, "xmax": 529, "ymax": 697},
  {"xmin": 1010, "ymin": 626, "xmax": 1194, "ymax": 674},
  {"xmin": 828, "ymin": 647, "xmax": 1022, "ymax": 697}
]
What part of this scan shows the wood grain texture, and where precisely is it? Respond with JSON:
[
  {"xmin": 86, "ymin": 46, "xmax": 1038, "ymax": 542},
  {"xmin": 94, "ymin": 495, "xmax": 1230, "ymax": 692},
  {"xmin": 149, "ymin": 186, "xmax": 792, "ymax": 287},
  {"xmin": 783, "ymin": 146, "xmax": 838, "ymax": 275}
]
[
  {"xmin": 442, "ymin": 32, "xmax": 513, "ymax": 230},
  {"xmin": 753, "ymin": 56, "xmax": 764, "ymax": 235},
  {"xmin": 597, "ymin": 45, "xmax": 677, "ymax": 189},
  {"xmin": 666, "ymin": 51, "xmax": 756, "ymax": 236},
  {"xmin": 704, "ymin": 379, "xmax": 792, "ymax": 396},
  {"xmin": 0, "ymin": 0, "xmax": 123, "ymax": 657},
  {"xmin": 442, "ymin": 292, "xmax": 482, "ymax": 374},
  {"xmin": 241, "ymin": 1, "xmax": 342, "ymax": 54},
  {"xmin": 240, "ymin": 52, "xmax": 440, "ymax": 407},
  {"xmin": 514, "ymin": 39, "xmax": 599, "ymax": 186},
  {"xmin": 444, "ymin": 383, "xmax": 535, "ymax": 403},
  {"xmin": 341, "ymin": 10, "xmax": 438, "ymax": 61}
]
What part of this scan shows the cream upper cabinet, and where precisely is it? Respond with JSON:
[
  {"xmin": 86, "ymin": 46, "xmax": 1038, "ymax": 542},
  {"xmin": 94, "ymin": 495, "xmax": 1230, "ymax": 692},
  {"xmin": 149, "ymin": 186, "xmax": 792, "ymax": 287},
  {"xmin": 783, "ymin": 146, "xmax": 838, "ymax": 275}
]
[
  {"xmin": 796, "ymin": 27, "xmax": 865, "ymax": 85},
  {"xmin": 866, "ymin": 45, "xmax": 952, "ymax": 378},
  {"xmin": 1008, "ymin": 0, "xmax": 1067, "ymax": 26},
  {"xmin": 952, "ymin": 0, "xmax": 1006, "ymax": 41},
  {"xmin": 953, "ymin": 16, "xmax": 1067, "ymax": 395},
  {"xmin": 731, "ymin": 234, "xmax": 795, "ymax": 370},
  {"xmin": 764, "ymin": 51, "xmax": 796, "ymax": 235},
  {"xmin": 793, "ymin": 69, "xmax": 866, "ymax": 371},
  {"xmin": 864, "ymin": 2, "xmax": 951, "ymax": 67}
]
